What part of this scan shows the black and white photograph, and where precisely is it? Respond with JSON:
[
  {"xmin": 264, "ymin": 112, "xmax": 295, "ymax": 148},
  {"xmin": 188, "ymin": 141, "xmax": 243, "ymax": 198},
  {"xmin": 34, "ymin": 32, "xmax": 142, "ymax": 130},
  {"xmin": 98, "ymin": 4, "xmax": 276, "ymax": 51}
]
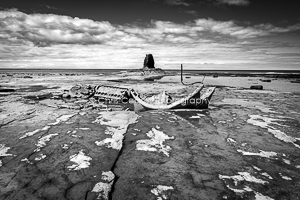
[{"xmin": 0, "ymin": 0, "xmax": 300, "ymax": 199}]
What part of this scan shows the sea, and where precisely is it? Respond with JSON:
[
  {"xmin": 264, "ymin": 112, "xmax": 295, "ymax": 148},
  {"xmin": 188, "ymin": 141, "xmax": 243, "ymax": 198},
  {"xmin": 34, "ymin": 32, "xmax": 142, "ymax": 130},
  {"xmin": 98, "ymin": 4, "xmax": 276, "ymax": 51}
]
[
  {"xmin": 1, "ymin": 68, "xmax": 300, "ymax": 93},
  {"xmin": 1, "ymin": 68, "xmax": 300, "ymax": 75}
]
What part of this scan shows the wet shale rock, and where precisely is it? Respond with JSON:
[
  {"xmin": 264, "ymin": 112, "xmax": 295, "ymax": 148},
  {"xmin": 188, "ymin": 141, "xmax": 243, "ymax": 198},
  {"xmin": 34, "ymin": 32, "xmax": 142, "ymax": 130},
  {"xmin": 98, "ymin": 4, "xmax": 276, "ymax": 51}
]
[
  {"xmin": 2, "ymin": 73, "xmax": 300, "ymax": 200},
  {"xmin": 0, "ymin": 110, "xmax": 136, "ymax": 200}
]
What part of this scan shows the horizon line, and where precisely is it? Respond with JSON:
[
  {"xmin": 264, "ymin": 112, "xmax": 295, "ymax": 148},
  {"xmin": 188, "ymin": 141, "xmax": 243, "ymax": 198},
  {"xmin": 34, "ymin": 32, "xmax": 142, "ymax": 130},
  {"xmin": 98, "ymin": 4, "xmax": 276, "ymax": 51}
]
[{"xmin": 1, "ymin": 68, "xmax": 300, "ymax": 72}]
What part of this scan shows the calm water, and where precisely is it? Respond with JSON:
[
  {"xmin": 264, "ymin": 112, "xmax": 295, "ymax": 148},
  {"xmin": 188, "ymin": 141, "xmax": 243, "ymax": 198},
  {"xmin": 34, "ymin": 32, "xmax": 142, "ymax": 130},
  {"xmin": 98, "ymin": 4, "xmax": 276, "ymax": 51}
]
[
  {"xmin": 160, "ymin": 76, "xmax": 300, "ymax": 93},
  {"xmin": 1, "ymin": 68, "xmax": 299, "ymax": 93},
  {"xmin": 1, "ymin": 68, "xmax": 300, "ymax": 75}
]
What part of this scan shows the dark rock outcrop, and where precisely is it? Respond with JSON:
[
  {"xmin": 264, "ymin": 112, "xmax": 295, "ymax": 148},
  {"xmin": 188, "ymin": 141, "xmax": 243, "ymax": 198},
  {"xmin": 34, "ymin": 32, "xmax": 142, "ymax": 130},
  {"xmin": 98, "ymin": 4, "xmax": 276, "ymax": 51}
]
[
  {"xmin": 143, "ymin": 54, "xmax": 155, "ymax": 69},
  {"xmin": 0, "ymin": 88, "xmax": 15, "ymax": 92},
  {"xmin": 250, "ymin": 85, "xmax": 263, "ymax": 90},
  {"xmin": 260, "ymin": 79, "xmax": 271, "ymax": 82},
  {"xmin": 114, "ymin": 54, "xmax": 166, "ymax": 80},
  {"xmin": 291, "ymin": 80, "xmax": 300, "ymax": 83}
]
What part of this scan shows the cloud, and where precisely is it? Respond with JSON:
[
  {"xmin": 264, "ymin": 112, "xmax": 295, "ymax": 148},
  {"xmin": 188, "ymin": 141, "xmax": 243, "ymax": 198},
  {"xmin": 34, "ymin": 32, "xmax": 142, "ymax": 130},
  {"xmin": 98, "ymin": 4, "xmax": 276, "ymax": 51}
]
[
  {"xmin": 254, "ymin": 23, "xmax": 300, "ymax": 33},
  {"xmin": 149, "ymin": 0, "xmax": 190, "ymax": 6},
  {"xmin": 0, "ymin": 9, "xmax": 118, "ymax": 46},
  {"xmin": 1, "ymin": 9, "xmax": 299, "ymax": 47},
  {"xmin": 165, "ymin": 0, "xmax": 190, "ymax": 6},
  {"xmin": 1, "ymin": 9, "xmax": 300, "ymax": 69},
  {"xmin": 182, "ymin": 10, "xmax": 198, "ymax": 16},
  {"xmin": 45, "ymin": 5, "xmax": 60, "ymax": 10},
  {"xmin": 194, "ymin": 18, "xmax": 269, "ymax": 38},
  {"xmin": 216, "ymin": 0, "xmax": 250, "ymax": 6}
]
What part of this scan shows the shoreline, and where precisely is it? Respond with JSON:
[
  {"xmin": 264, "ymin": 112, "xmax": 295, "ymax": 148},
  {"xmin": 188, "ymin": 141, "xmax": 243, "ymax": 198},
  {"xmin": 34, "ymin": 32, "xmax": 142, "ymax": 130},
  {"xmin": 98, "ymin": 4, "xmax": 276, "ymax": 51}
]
[{"xmin": 1, "ymin": 69, "xmax": 300, "ymax": 78}]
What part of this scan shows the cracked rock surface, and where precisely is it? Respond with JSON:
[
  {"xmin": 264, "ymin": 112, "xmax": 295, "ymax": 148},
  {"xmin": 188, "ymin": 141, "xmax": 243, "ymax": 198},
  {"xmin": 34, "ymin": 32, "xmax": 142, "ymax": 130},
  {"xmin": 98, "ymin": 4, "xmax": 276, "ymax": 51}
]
[{"xmin": 1, "ymin": 73, "xmax": 300, "ymax": 200}]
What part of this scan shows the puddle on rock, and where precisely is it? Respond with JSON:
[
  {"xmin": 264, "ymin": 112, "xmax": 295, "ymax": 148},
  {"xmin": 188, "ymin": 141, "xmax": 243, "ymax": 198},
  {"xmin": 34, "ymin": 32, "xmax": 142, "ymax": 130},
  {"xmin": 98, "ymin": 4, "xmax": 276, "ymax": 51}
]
[
  {"xmin": 151, "ymin": 185, "xmax": 174, "ymax": 200},
  {"xmin": 214, "ymin": 98, "xmax": 278, "ymax": 113},
  {"xmin": 247, "ymin": 114, "xmax": 300, "ymax": 148},
  {"xmin": 94, "ymin": 111, "xmax": 139, "ymax": 150},
  {"xmin": 67, "ymin": 150, "xmax": 92, "ymax": 171},
  {"xmin": 18, "ymin": 85, "xmax": 59, "ymax": 93},
  {"xmin": 136, "ymin": 127, "xmax": 175, "ymax": 157},
  {"xmin": 24, "ymin": 93, "xmax": 53, "ymax": 103}
]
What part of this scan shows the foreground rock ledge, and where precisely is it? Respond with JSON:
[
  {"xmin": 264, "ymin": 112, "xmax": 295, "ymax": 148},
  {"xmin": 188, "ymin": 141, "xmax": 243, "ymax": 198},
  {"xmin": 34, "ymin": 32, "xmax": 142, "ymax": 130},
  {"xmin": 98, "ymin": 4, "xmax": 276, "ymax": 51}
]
[{"xmin": 0, "ymin": 74, "xmax": 300, "ymax": 200}]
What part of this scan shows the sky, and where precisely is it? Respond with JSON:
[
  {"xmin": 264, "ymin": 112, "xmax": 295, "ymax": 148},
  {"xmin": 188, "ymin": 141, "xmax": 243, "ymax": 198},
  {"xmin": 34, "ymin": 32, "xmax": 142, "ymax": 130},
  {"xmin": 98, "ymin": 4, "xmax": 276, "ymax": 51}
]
[{"xmin": 0, "ymin": 0, "xmax": 300, "ymax": 70}]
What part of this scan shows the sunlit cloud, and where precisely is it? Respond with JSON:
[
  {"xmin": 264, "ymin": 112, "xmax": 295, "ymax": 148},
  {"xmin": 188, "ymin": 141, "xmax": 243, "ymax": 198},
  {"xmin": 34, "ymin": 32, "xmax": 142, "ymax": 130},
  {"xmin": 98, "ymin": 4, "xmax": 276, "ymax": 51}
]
[
  {"xmin": 165, "ymin": 0, "xmax": 190, "ymax": 6},
  {"xmin": 44, "ymin": 4, "xmax": 60, "ymax": 10},
  {"xmin": 150, "ymin": 0, "xmax": 190, "ymax": 6},
  {"xmin": 0, "ymin": 9, "xmax": 300, "ymax": 69},
  {"xmin": 1, "ymin": 9, "xmax": 299, "ymax": 45},
  {"xmin": 217, "ymin": 0, "xmax": 250, "ymax": 6},
  {"xmin": 182, "ymin": 10, "xmax": 198, "ymax": 16}
]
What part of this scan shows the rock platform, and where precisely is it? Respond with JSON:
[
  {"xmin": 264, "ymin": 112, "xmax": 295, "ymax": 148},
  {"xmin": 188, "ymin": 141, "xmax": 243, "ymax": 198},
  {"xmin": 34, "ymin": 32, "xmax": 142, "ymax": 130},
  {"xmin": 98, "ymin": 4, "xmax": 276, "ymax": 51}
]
[{"xmin": 1, "ymin": 72, "xmax": 300, "ymax": 199}]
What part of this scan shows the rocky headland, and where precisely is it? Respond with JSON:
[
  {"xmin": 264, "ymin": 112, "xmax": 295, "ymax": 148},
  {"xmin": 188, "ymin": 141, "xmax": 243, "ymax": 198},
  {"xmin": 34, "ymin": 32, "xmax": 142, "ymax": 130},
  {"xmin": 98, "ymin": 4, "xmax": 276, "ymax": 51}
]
[{"xmin": 114, "ymin": 54, "xmax": 167, "ymax": 80}]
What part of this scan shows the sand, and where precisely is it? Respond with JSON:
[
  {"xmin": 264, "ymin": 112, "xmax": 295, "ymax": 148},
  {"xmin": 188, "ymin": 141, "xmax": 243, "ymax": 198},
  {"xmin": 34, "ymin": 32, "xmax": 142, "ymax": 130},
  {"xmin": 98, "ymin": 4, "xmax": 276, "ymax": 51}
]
[{"xmin": 0, "ymin": 72, "xmax": 300, "ymax": 199}]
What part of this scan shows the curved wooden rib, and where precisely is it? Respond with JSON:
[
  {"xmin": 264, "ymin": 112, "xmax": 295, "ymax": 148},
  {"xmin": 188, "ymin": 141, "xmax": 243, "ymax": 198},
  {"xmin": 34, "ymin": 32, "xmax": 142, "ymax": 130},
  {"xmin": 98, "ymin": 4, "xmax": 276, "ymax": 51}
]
[{"xmin": 130, "ymin": 85, "xmax": 215, "ymax": 110}]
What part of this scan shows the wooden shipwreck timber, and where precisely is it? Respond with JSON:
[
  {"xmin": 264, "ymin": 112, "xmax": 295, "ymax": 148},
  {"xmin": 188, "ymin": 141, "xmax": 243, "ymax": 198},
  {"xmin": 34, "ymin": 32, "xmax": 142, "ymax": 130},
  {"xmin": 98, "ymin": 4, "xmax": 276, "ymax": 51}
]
[
  {"xmin": 58, "ymin": 84, "xmax": 215, "ymax": 110},
  {"xmin": 54, "ymin": 58, "xmax": 215, "ymax": 110},
  {"xmin": 130, "ymin": 86, "xmax": 215, "ymax": 110}
]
